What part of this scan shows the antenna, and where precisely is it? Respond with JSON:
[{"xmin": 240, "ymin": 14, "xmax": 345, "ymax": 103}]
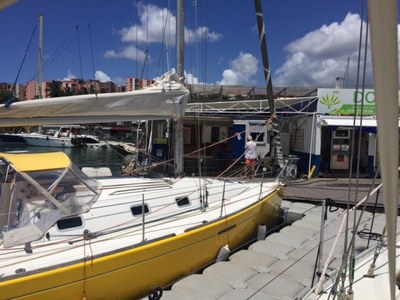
[
  {"xmin": 343, "ymin": 57, "xmax": 350, "ymax": 88},
  {"xmin": 335, "ymin": 77, "xmax": 343, "ymax": 89}
]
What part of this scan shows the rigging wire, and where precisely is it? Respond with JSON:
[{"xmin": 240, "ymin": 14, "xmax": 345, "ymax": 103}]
[
  {"xmin": 140, "ymin": 50, "xmax": 149, "ymax": 82},
  {"xmin": 315, "ymin": 169, "xmax": 382, "ymax": 298},
  {"xmin": 5, "ymin": 19, "xmax": 38, "ymax": 108},
  {"xmin": 349, "ymin": 6, "xmax": 370, "ymax": 296},
  {"xmin": 76, "ymin": 25, "xmax": 83, "ymax": 79},
  {"xmin": 146, "ymin": 0, "xmax": 149, "ymax": 80},
  {"xmin": 202, "ymin": 1, "xmax": 208, "ymax": 92},
  {"xmin": 156, "ymin": 6, "xmax": 170, "ymax": 77},
  {"xmin": 167, "ymin": 0, "xmax": 171, "ymax": 72},
  {"xmin": 194, "ymin": 0, "xmax": 199, "ymax": 81},
  {"xmin": 340, "ymin": 0, "xmax": 367, "ymax": 296},
  {"xmin": 88, "ymin": 23, "xmax": 96, "ymax": 79},
  {"xmin": 135, "ymin": 0, "xmax": 138, "ymax": 77},
  {"xmin": 29, "ymin": 26, "xmax": 85, "ymax": 83}
]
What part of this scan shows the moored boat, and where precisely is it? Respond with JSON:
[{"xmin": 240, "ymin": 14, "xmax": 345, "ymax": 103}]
[{"xmin": 0, "ymin": 151, "xmax": 284, "ymax": 299}]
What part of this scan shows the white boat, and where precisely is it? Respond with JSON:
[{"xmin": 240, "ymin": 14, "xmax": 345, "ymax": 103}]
[
  {"xmin": 0, "ymin": 128, "xmax": 107, "ymax": 149},
  {"xmin": 302, "ymin": 1, "xmax": 400, "ymax": 299},
  {"xmin": 22, "ymin": 132, "xmax": 76, "ymax": 147},
  {"xmin": 0, "ymin": 131, "xmax": 75, "ymax": 148},
  {"xmin": 70, "ymin": 134, "xmax": 108, "ymax": 149}
]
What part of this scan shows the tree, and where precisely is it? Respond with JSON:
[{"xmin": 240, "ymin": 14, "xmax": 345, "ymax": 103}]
[
  {"xmin": 47, "ymin": 80, "xmax": 63, "ymax": 98},
  {"xmin": 0, "ymin": 91, "xmax": 10, "ymax": 104},
  {"xmin": 0, "ymin": 91, "xmax": 19, "ymax": 104},
  {"xmin": 81, "ymin": 86, "xmax": 89, "ymax": 95},
  {"xmin": 62, "ymin": 86, "xmax": 73, "ymax": 96}
]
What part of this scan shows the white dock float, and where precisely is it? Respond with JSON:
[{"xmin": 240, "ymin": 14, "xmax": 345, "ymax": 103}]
[{"xmin": 151, "ymin": 200, "xmax": 398, "ymax": 299}]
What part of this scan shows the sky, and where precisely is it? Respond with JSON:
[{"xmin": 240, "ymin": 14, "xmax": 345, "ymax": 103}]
[{"xmin": 0, "ymin": 0, "xmax": 388, "ymax": 89}]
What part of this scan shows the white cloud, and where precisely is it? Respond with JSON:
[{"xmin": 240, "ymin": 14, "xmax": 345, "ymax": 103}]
[
  {"xmin": 104, "ymin": 46, "xmax": 149, "ymax": 63},
  {"xmin": 217, "ymin": 52, "xmax": 259, "ymax": 85},
  {"xmin": 106, "ymin": 2, "xmax": 221, "ymax": 62},
  {"xmin": 274, "ymin": 13, "xmax": 373, "ymax": 87},
  {"xmin": 184, "ymin": 71, "xmax": 200, "ymax": 85},
  {"xmin": 95, "ymin": 70, "xmax": 111, "ymax": 82},
  {"xmin": 112, "ymin": 76, "xmax": 125, "ymax": 86},
  {"xmin": 62, "ymin": 70, "xmax": 77, "ymax": 81},
  {"xmin": 119, "ymin": 3, "xmax": 173, "ymax": 45}
]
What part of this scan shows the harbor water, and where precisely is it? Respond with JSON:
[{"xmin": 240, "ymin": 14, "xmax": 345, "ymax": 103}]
[{"xmin": 0, "ymin": 145, "xmax": 131, "ymax": 176}]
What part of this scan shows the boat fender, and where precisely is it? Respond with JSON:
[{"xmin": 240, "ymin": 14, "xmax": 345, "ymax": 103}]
[
  {"xmin": 257, "ymin": 225, "xmax": 266, "ymax": 241},
  {"xmin": 148, "ymin": 287, "xmax": 163, "ymax": 300},
  {"xmin": 216, "ymin": 244, "xmax": 230, "ymax": 262}
]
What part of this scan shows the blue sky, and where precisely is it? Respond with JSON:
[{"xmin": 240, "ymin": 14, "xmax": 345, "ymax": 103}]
[{"xmin": 0, "ymin": 0, "xmax": 377, "ymax": 88}]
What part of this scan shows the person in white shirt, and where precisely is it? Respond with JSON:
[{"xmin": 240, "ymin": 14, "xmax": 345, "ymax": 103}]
[{"xmin": 244, "ymin": 135, "xmax": 257, "ymax": 176}]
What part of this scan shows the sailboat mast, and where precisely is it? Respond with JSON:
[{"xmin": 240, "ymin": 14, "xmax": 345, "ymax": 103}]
[
  {"xmin": 174, "ymin": 0, "xmax": 185, "ymax": 175},
  {"xmin": 38, "ymin": 14, "xmax": 43, "ymax": 99},
  {"xmin": 254, "ymin": 0, "xmax": 284, "ymax": 169},
  {"xmin": 368, "ymin": 1, "xmax": 399, "ymax": 299},
  {"xmin": 176, "ymin": 0, "xmax": 184, "ymax": 79}
]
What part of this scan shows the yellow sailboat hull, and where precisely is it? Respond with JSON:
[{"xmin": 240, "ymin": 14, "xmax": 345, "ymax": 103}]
[{"xmin": 0, "ymin": 188, "xmax": 282, "ymax": 300}]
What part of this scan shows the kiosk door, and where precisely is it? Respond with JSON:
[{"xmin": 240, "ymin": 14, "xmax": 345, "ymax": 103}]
[{"xmin": 330, "ymin": 128, "xmax": 350, "ymax": 170}]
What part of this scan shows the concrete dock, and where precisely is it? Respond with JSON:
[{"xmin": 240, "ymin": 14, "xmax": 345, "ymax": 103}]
[{"xmin": 147, "ymin": 178, "xmax": 399, "ymax": 299}]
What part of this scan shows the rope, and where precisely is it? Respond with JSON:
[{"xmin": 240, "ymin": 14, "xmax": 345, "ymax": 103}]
[{"xmin": 81, "ymin": 230, "xmax": 94, "ymax": 300}]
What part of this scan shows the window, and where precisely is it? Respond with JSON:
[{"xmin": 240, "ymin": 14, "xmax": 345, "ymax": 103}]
[
  {"xmin": 131, "ymin": 204, "xmax": 150, "ymax": 216},
  {"xmin": 211, "ymin": 126, "xmax": 219, "ymax": 143},
  {"xmin": 176, "ymin": 196, "xmax": 190, "ymax": 207},
  {"xmin": 183, "ymin": 127, "xmax": 191, "ymax": 144},
  {"xmin": 57, "ymin": 216, "xmax": 83, "ymax": 230}
]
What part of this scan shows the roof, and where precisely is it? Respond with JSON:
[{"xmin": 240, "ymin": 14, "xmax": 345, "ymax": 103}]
[
  {"xmin": 0, "ymin": 151, "xmax": 71, "ymax": 172},
  {"xmin": 186, "ymin": 97, "xmax": 318, "ymax": 117},
  {"xmin": 318, "ymin": 115, "xmax": 378, "ymax": 127}
]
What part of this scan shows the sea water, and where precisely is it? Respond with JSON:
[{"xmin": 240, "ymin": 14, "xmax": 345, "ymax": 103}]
[{"xmin": 0, "ymin": 145, "xmax": 131, "ymax": 176}]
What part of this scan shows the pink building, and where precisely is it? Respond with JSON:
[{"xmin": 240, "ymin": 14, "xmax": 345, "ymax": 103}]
[
  {"xmin": 126, "ymin": 77, "xmax": 140, "ymax": 91},
  {"xmin": 61, "ymin": 79, "xmax": 84, "ymax": 95},
  {"xmin": 126, "ymin": 77, "xmax": 154, "ymax": 91},
  {"xmin": 20, "ymin": 76, "xmax": 153, "ymax": 100},
  {"xmin": 25, "ymin": 80, "xmax": 38, "ymax": 100}
]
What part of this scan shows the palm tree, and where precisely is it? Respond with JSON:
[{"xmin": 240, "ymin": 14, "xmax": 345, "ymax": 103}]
[
  {"xmin": 62, "ymin": 86, "xmax": 73, "ymax": 96},
  {"xmin": 0, "ymin": 91, "xmax": 10, "ymax": 104},
  {"xmin": 47, "ymin": 80, "xmax": 63, "ymax": 97},
  {"xmin": 0, "ymin": 91, "xmax": 19, "ymax": 105}
]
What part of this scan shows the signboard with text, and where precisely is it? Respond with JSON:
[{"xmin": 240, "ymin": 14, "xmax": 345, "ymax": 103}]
[{"xmin": 317, "ymin": 88, "xmax": 378, "ymax": 116}]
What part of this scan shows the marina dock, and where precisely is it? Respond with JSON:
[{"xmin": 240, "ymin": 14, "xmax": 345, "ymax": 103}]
[{"xmin": 149, "ymin": 178, "xmax": 399, "ymax": 299}]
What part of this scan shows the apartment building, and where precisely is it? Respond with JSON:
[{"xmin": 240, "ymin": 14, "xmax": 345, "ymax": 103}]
[{"xmin": 126, "ymin": 77, "xmax": 154, "ymax": 91}]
